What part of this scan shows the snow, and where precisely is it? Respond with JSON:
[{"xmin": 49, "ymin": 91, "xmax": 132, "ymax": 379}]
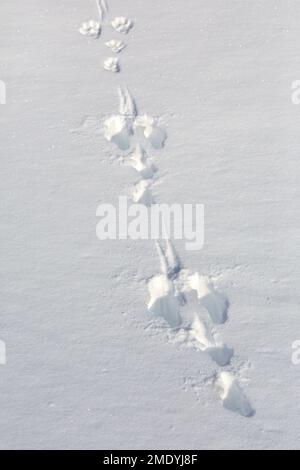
[{"xmin": 1, "ymin": 0, "xmax": 300, "ymax": 450}]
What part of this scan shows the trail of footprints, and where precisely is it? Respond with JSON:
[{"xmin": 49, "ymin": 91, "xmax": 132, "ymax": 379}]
[
  {"xmin": 148, "ymin": 240, "xmax": 254, "ymax": 417},
  {"xmin": 79, "ymin": 1, "xmax": 254, "ymax": 418}
]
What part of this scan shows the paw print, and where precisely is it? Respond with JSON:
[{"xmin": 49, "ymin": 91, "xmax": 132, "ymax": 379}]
[
  {"xmin": 104, "ymin": 88, "xmax": 167, "ymax": 150},
  {"xmin": 111, "ymin": 17, "xmax": 133, "ymax": 34}
]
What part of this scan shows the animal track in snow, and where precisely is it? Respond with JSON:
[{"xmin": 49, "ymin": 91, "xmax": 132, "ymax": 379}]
[
  {"xmin": 78, "ymin": 2, "xmax": 131, "ymax": 75},
  {"xmin": 147, "ymin": 274, "xmax": 182, "ymax": 328},
  {"xmin": 104, "ymin": 88, "xmax": 160, "ymax": 207},
  {"xmin": 104, "ymin": 57, "xmax": 120, "ymax": 73},
  {"xmin": 91, "ymin": 2, "xmax": 253, "ymax": 418},
  {"xmin": 106, "ymin": 39, "xmax": 126, "ymax": 53},
  {"xmin": 78, "ymin": 0, "xmax": 108, "ymax": 38},
  {"xmin": 0, "ymin": 340, "xmax": 6, "ymax": 365},
  {"xmin": 70, "ymin": 115, "xmax": 101, "ymax": 135},
  {"xmin": 111, "ymin": 17, "xmax": 133, "ymax": 34},
  {"xmin": 123, "ymin": 144, "xmax": 156, "ymax": 179},
  {"xmin": 95, "ymin": 0, "xmax": 108, "ymax": 22},
  {"xmin": 132, "ymin": 179, "xmax": 153, "ymax": 206},
  {"xmin": 104, "ymin": 87, "xmax": 136, "ymax": 150},
  {"xmin": 186, "ymin": 273, "xmax": 229, "ymax": 325},
  {"xmin": 79, "ymin": 20, "xmax": 101, "ymax": 38},
  {"xmin": 104, "ymin": 115, "xmax": 132, "ymax": 150},
  {"xmin": 104, "ymin": 89, "xmax": 167, "ymax": 151},
  {"xmin": 215, "ymin": 372, "xmax": 254, "ymax": 417},
  {"xmin": 188, "ymin": 315, "xmax": 233, "ymax": 367},
  {"xmin": 147, "ymin": 240, "xmax": 234, "ymax": 371},
  {"xmin": 134, "ymin": 115, "xmax": 167, "ymax": 149},
  {"xmin": 147, "ymin": 240, "xmax": 186, "ymax": 328}
]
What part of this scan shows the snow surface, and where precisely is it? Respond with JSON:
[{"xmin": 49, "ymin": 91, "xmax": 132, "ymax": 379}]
[{"xmin": 1, "ymin": 0, "xmax": 300, "ymax": 450}]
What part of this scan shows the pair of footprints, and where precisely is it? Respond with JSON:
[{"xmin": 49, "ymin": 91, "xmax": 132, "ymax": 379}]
[
  {"xmin": 72, "ymin": 88, "xmax": 167, "ymax": 205},
  {"xmin": 147, "ymin": 240, "xmax": 254, "ymax": 417},
  {"xmin": 78, "ymin": 0, "xmax": 133, "ymax": 73},
  {"xmin": 104, "ymin": 87, "xmax": 167, "ymax": 151},
  {"xmin": 104, "ymin": 87, "xmax": 167, "ymax": 205}
]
